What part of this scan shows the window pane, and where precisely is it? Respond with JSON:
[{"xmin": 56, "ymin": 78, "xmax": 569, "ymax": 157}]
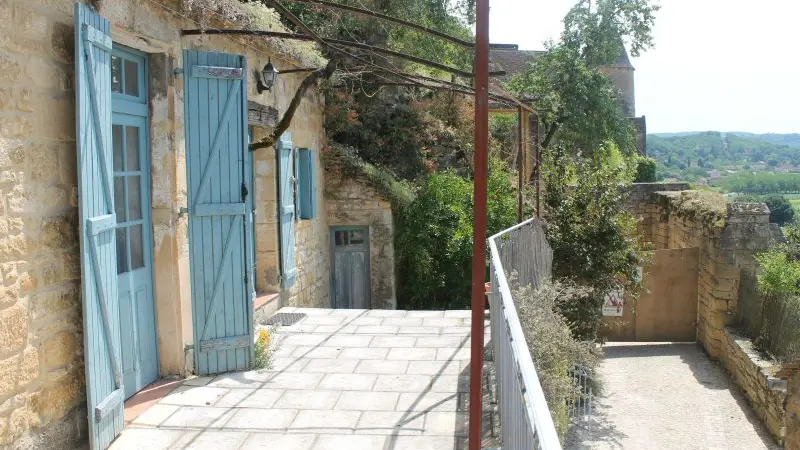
[
  {"xmin": 125, "ymin": 126, "xmax": 140, "ymax": 171},
  {"xmin": 127, "ymin": 176, "xmax": 141, "ymax": 220},
  {"xmin": 124, "ymin": 60, "xmax": 139, "ymax": 96},
  {"xmin": 111, "ymin": 56, "xmax": 122, "ymax": 93},
  {"xmin": 334, "ymin": 231, "xmax": 349, "ymax": 247},
  {"xmin": 130, "ymin": 224, "xmax": 144, "ymax": 269},
  {"xmin": 113, "ymin": 125, "xmax": 123, "ymax": 171},
  {"xmin": 114, "ymin": 177, "xmax": 126, "ymax": 222},
  {"xmin": 349, "ymin": 230, "xmax": 365, "ymax": 245},
  {"xmin": 116, "ymin": 228, "xmax": 129, "ymax": 274}
]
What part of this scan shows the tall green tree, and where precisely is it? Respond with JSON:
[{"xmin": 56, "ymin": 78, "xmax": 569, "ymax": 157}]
[
  {"xmin": 542, "ymin": 143, "xmax": 645, "ymax": 340},
  {"xmin": 506, "ymin": 0, "xmax": 659, "ymax": 155}
]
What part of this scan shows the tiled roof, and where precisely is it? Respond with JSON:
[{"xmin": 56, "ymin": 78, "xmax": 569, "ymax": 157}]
[{"xmin": 489, "ymin": 49, "xmax": 546, "ymax": 81}]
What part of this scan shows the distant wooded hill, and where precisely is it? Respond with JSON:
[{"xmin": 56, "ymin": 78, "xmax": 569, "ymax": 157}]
[{"xmin": 647, "ymin": 132, "xmax": 800, "ymax": 181}]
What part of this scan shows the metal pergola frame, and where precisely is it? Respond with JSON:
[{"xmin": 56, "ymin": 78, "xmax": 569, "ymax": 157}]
[{"xmin": 181, "ymin": 1, "xmax": 540, "ymax": 447}]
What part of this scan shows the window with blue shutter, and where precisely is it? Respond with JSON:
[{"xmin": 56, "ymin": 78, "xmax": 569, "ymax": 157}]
[{"xmin": 297, "ymin": 148, "xmax": 317, "ymax": 220}]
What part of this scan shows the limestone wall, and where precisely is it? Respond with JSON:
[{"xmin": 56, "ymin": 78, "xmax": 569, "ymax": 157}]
[
  {"xmin": 626, "ymin": 186, "xmax": 772, "ymax": 357},
  {"xmin": 627, "ymin": 185, "xmax": 783, "ymax": 445},
  {"xmin": 721, "ymin": 327, "xmax": 787, "ymax": 444},
  {"xmin": 0, "ymin": 0, "xmax": 328, "ymax": 447},
  {"xmin": 787, "ymin": 373, "xmax": 800, "ymax": 450},
  {"xmin": 324, "ymin": 160, "xmax": 397, "ymax": 309}
]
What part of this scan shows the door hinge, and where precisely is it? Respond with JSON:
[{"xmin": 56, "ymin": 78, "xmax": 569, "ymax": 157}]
[
  {"xmin": 241, "ymin": 183, "xmax": 249, "ymax": 202},
  {"xmin": 174, "ymin": 67, "xmax": 184, "ymax": 76}
]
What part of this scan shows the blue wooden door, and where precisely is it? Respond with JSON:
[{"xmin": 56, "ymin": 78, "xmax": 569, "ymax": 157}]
[
  {"xmin": 74, "ymin": 4, "xmax": 124, "ymax": 448},
  {"xmin": 331, "ymin": 227, "xmax": 370, "ymax": 309},
  {"xmin": 111, "ymin": 46, "xmax": 158, "ymax": 399},
  {"xmin": 184, "ymin": 50, "xmax": 254, "ymax": 375}
]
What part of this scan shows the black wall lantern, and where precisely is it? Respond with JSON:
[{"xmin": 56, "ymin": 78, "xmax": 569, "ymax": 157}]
[{"xmin": 257, "ymin": 58, "xmax": 279, "ymax": 93}]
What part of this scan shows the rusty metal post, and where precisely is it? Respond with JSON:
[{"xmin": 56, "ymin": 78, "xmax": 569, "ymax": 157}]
[
  {"xmin": 516, "ymin": 106, "xmax": 524, "ymax": 222},
  {"xmin": 532, "ymin": 114, "xmax": 541, "ymax": 218},
  {"xmin": 469, "ymin": 0, "xmax": 489, "ymax": 447}
]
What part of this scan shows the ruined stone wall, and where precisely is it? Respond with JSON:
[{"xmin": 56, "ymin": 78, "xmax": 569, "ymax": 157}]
[
  {"xmin": 324, "ymin": 162, "xmax": 396, "ymax": 309},
  {"xmin": 721, "ymin": 327, "xmax": 787, "ymax": 444},
  {"xmin": 627, "ymin": 186, "xmax": 781, "ymax": 445},
  {"xmin": 0, "ymin": 0, "xmax": 328, "ymax": 447},
  {"xmin": 625, "ymin": 183, "xmax": 690, "ymax": 244},
  {"xmin": 626, "ymin": 186, "xmax": 772, "ymax": 357},
  {"xmin": 787, "ymin": 373, "xmax": 800, "ymax": 450}
]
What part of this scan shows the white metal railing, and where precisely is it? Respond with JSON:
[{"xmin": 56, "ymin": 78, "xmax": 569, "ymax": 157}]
[{"xmin": 489, "ymin": 218, "xmax": 562, "ymax": 450}]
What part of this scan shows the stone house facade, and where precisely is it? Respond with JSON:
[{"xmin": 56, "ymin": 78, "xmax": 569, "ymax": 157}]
[
  {"xmin": 0, "ymin": 0, "xmax": 394, "ymax": 448},
  {"xmin": 324, "ymin": 152, "xmax": 397, "ymax": 310}
]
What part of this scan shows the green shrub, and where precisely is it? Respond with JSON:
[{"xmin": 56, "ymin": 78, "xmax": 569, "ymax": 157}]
[
  {"xmin": 634, "ymin": 156, "xmax": 657, "ymax": 182},
  {"xmin": 763, "ymin": 194, "xmax": 795, "ymax": 226},
  {"xmin": 395, "ymin": 157, "xmax": 517, "ymax": 310},
  {"xmin": 515, "ymin": 279, "xmax": 599, "ymax": 441},
  {"xmin": 755, "ymin": 246, "xmax": 800, "ymax": 297},
  {"xmin": 542, "ymin": 144, "xmax": 645, "ymax": 341}
]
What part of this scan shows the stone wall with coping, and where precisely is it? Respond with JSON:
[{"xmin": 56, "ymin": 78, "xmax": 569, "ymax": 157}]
[
  {"xmin": 787, "ymin": 373, "xmax": 800, "ymax": 450},
  {"xmin": 324, "ymin": 158, "xmax": 397, "ymax": 309},
  {"xmin": 720, "ymin": 327, "xmax": 787, "ymax": 444},
  {"xmin": 627, "ymin": 185, "xmax": 784, "ymax": 444},
  {"xmin": 626, "ymin": 186, "xmax": 772, "ymax": 357},
  {"xmin": 0, "ymin": 0, "xmax": 328, "ymax": 447}
]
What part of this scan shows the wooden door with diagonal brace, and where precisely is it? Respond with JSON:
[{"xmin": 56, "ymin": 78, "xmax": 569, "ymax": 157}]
[
  {"xmin": 74, "ymin": 4, "xmax": 125, "ymax": 448},
  {"xmin": 184, "ymin": 50, "xmax": 255, "ymax": 375}
]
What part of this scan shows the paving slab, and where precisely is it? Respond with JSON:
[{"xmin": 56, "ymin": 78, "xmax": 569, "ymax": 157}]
[
  {"xmin": 111, "ymin": 308, "xmax": 477, "ymax": 450},
  {"xmin": 566, "ymin": 343, "xmax": 780, "ymax": 450}
]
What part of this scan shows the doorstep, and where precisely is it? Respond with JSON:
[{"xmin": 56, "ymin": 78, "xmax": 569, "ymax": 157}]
[
  {"xmin": 123, "ymin": 379, "xmax": 182, "ymax": 424},
  {"xmin": 254, "ymin": 292, "xmax": 280, "ymax": 315}
]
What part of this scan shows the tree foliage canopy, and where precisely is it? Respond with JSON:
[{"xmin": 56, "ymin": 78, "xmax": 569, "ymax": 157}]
[
  {"xmin": 506, "ymin": 0, "xmax": 658, "ymax": 155},
  {"xmin": 542, "ymin": 143, "xmax": 645, "ymax": 340},
  {"xmin": 395, "ymin": 157, "xmax": 517, "ymax": 310}
]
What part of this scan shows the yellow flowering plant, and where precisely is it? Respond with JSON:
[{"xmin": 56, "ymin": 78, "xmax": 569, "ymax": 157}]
[{"xmin": 254, "ymin": 327, "xmax": 275, "ymax": 370}]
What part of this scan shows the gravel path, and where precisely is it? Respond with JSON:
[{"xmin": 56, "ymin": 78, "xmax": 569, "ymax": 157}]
[{"xmin": 566, "ymin": 343, "xmax": 780, "ymax": 450}]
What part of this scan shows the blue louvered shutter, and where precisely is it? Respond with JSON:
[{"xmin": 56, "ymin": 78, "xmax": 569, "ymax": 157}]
[
  {"xmin": 278, "ymin": 134, "xmax": 297, "ymax": 288},
  {"xmin": 298, "ymin": 148, "xmax": 317, "ymax": 219},
  {"xmin": 74, "ymin": 3, "xmax": 125, "ymax": 448}
]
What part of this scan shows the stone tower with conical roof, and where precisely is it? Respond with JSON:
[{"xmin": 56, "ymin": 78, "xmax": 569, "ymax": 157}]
[{"xmin": 599, "ymin": 44, "xmax": 636, "ymax": 117}]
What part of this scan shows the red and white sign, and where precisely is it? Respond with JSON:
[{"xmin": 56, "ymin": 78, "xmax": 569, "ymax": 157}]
[{"xmin": 602, "ymin": 288, "xmax": 625, "ymax": 317}]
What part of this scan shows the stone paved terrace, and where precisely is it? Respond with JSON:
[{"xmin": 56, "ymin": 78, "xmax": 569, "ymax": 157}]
[
  {"xmin": 110, "ymin": 308, "xmax": 485, "ymax": 450},
  {"xmin": 567, "ymin": 343, "xmax": 780, "ymax": 450}
]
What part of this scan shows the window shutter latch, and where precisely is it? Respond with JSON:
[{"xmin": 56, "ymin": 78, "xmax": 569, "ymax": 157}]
[{"xmin": 241, "ymin": 183, "xmax": 249, "ymax": 202}]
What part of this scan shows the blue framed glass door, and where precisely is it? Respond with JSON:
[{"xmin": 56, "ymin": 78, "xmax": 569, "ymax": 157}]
[{"xmin": 111, "ymin": 46, "xmax": 158, "ymax": 399}]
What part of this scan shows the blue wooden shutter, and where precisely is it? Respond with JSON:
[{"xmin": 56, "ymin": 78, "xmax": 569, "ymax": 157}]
[
  {"xmin": 184, "ymin": 50, "xmax": 254, "ymax": 375},
  {"xmin": 74, "ymin": 4, "xmax": 124, "ymax": 448},
  {"xmin": 298, "ymin": 148, "xmax": 317, "ymax": 219},
  {"xmin": 278, "ymin": 134, "xmax": 297, "ymax": 288}
]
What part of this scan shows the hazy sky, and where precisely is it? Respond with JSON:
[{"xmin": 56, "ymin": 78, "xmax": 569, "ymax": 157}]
[{"xmin": 488, "ymin": 0, "xmax": 800, "ymax": 134}]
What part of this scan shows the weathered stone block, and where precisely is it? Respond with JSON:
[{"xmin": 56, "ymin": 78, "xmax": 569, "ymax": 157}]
[
  {"xmin": 42, "ymin": 332, "xmax": 76, "ymax": 370},
  {"xmin": 30, "ymin": 368, "xmax": 83, "ymax": 424},
  {"xmin": 0, "ymin": 354, "xmax": 19, "ymax": 400},
  {"xmin": 0, "ymin": 52, "xmax": 22, "ymax": 84},
  {"xmin": 40, "ymin": 214, "xmax": 77, "ymax": 250},
  {"xmin": 18, "ymin": 348, "xmax": 39, "ymax": 388},
  {"xmin": 31, "ymin": 284, "xmax": 78, "ymax": 322},
  {"xmin": 0, "ymin": 305, "xmax": 27, "ymax": 355},
  {"xmin": 0, "ymin": 116, "xmax": 34, "ymax": 140},
  {"xmin": 50, "ymin": 22, "xmax": 74, "ymax": 64}
]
